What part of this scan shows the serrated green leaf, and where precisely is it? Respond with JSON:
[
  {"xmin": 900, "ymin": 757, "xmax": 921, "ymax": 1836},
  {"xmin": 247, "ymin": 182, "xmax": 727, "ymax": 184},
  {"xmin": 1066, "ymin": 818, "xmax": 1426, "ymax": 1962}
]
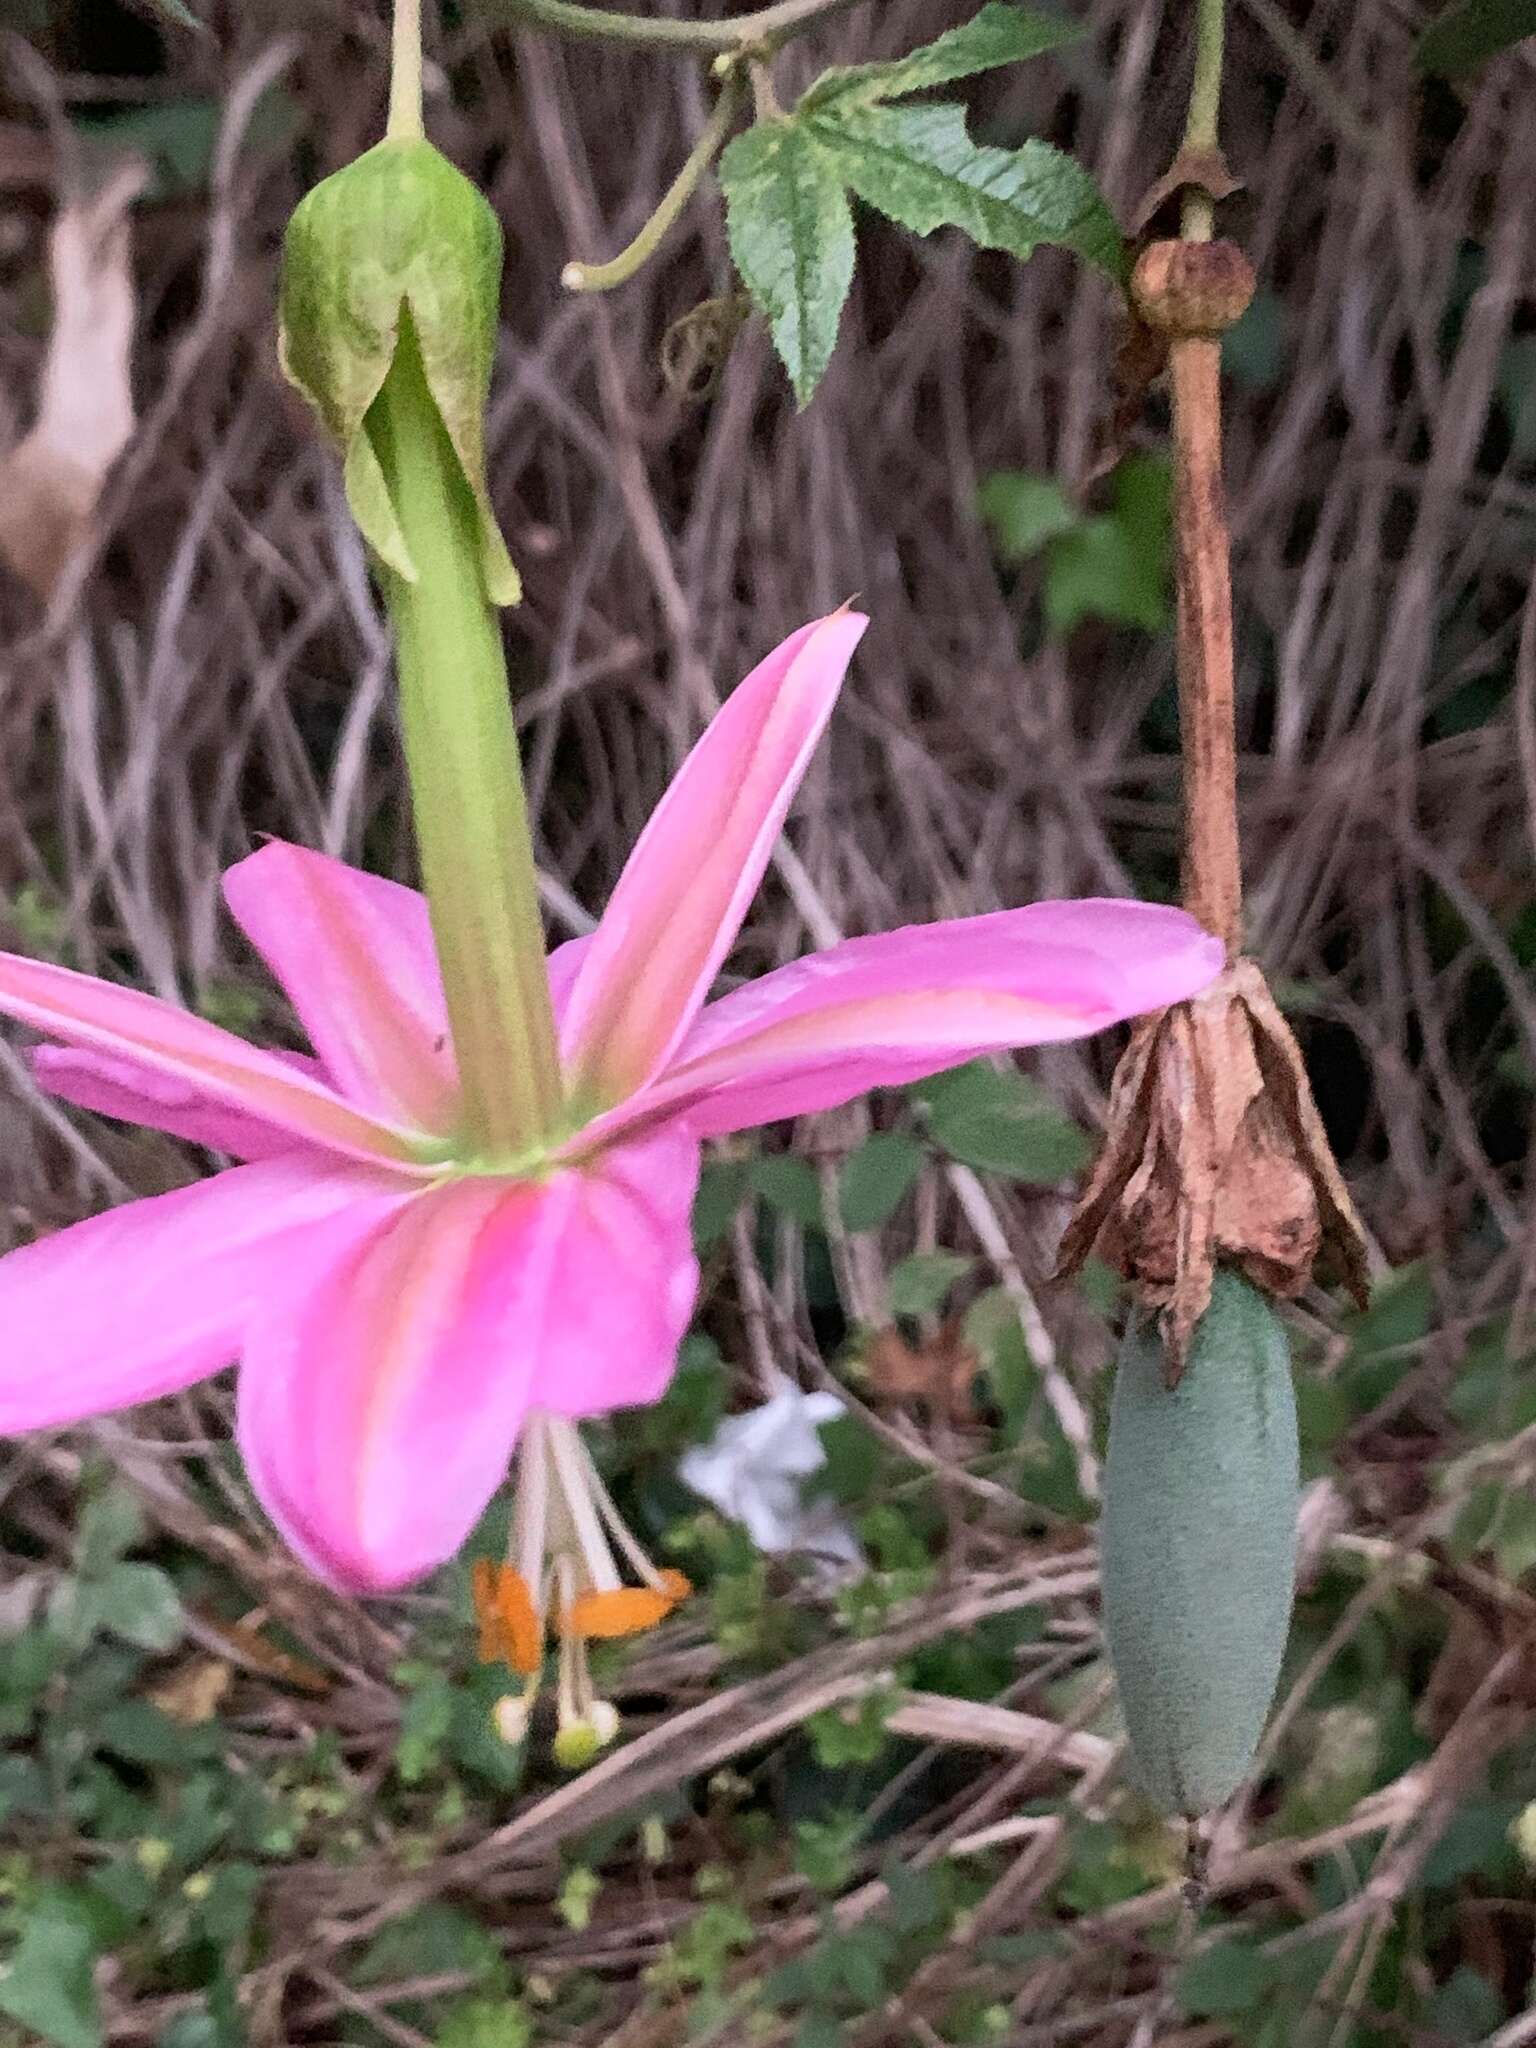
[
  {"xmin": 839, "ymin": 1131, "xmax": 925, "ymax": 1231},
  {"xmin": 802, "ymin": 3, "xmax": 1081, "ymax": 111},
  {"xmin": 720, "ymin": 120, "xmax": 854, "ymax": 406},
  {"xmin": 1417, "ymin": 0, "xmax": 1536, "ymax": 75},
  {"xmin": 805, "ymin": 100, "xmax": 1125, "ymax": 282},
  {"xmin": 0, "ymin": 1900, "xmax": 101, "ymax": 2048}
]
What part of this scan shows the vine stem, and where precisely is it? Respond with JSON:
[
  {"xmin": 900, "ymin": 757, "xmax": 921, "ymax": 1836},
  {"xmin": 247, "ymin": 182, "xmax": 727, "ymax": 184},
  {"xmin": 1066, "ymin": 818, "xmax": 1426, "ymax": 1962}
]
[
  {"xmin": 1181, "ymin": 0, "xmax": 1225, "ymax": 236},
  {"xmin": 388, "ymin": 0, "xmax": 424, "ymax": 139},
  {"xmin": 492, "ymin": 0, "xmax": 870, "ymax": 53},
  {"xmin": 1170, "ymin": 0, "xmax": 1241, "ymax": 954},
  {"xmin": 562, "ymin": 77, "xmax": 741, "ymax": 292},
  {"xmin": 1170, "ymin": 333, "xmax": 1240, "ymax": 951}
]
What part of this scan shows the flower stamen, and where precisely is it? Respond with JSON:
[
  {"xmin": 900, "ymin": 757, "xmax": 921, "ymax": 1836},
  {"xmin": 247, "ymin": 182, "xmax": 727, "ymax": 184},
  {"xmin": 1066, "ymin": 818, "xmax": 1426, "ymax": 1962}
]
[{"xmin": 475, "ymin": 1411, "xmax": 690, "ymax": 1761}]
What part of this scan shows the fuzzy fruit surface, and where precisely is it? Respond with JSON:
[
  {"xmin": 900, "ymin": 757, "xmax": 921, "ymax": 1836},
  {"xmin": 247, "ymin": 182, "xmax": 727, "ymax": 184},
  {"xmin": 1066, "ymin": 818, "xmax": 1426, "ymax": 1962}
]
[{"xmin": 1101, "ymin": 1270, "xmax": 1298, "ymax": 1815}]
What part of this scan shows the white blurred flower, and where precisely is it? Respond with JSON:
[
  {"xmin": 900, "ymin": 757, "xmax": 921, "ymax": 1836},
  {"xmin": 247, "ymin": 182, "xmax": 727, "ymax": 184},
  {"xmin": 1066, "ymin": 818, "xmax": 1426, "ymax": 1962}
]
[{"xmin": 680, "ymin": 1387, "xmax": 863, "ymax": 1577}]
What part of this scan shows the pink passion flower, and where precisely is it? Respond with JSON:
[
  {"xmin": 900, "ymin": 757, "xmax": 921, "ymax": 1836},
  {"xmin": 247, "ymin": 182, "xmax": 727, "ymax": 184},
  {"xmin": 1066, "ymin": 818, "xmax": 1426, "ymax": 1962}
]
[{"xmin": 0, "ymin": 612, "xmax": 1220, "ymax": 1650}]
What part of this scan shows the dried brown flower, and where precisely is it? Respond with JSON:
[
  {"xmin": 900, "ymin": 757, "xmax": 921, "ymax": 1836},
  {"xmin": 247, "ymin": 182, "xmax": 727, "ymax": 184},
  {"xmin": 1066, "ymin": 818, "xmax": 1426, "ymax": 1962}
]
[{"xmin": 1056, "ymin": 961, "xmax": 1370, "ymax": 1384}]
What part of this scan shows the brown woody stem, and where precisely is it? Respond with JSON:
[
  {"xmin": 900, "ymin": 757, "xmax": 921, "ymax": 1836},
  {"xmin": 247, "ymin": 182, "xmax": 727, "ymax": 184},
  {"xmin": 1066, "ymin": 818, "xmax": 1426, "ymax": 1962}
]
[
  {"xmin": 1167, "ymin": 0, "xmax": 1241, "ymax": 955},
  {"xmin": 1170, "ymin": 333, "xmax": 1241, "ymax": 952}
]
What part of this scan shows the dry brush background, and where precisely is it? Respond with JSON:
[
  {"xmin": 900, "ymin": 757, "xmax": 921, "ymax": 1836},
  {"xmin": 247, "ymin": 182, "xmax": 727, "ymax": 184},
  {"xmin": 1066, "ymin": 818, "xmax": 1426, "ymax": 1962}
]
[{"xmin": 1, "ymin": 1, "xmax": 1534, "ymax": 2044}]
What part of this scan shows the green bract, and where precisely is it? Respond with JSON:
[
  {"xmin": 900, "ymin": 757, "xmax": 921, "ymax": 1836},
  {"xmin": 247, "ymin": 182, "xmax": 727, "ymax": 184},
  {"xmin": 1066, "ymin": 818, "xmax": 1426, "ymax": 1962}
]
[
  {"xmin": 1100, "ymin": 1271, "xmax": 1299, "ymax": 1816},
  {"xmin": 279, "ymin": 136, "xmax": 520, "ymax": 606}
]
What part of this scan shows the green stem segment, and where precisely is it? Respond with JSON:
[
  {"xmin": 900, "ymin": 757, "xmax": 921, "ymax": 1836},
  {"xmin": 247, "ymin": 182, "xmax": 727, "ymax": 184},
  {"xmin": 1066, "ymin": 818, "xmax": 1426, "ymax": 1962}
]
[
  {"xmin": 562, "ymin": 78, "xmax": 740, "ymax": 292},
  {"xmin": 389, "ymin": 0, "xmax": 425, "ymax": 140},
  {"xmin": 1180, "ymin": 0, "xmax": 1225, "ymax": 241},
  {"xmin": 495, "ymin": 0, "xmax": 869, "ymax": 53},
  {"xmin": 369, "ymin": 317, "xmax": 562, "ymax": 1153}
]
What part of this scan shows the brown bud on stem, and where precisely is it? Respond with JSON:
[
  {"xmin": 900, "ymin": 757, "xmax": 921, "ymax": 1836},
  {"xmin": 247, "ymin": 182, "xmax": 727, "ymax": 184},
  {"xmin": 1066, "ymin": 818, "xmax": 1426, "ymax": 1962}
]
[{"xmin": 1132, "ymin": 239, "xmax": 1255, "ymax": 340}]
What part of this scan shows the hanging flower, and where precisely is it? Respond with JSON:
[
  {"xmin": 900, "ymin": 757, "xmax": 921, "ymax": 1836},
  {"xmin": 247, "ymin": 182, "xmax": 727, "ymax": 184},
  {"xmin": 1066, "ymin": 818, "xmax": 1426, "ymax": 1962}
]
[{"xmin": 0, "ymin": 612, "xmax": 1220, "ymax": 1733}]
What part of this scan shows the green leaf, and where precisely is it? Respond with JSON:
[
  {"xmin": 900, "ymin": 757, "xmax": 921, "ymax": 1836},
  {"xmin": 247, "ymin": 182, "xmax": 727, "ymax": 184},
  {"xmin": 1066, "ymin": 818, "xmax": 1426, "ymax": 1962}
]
[
  {"xmin": 839, "ymin": 1132, "xmax": 925, "ymax": 1231},
  {"xmin": 751, "ymin": 1152, "xmax": 826, "ymax": 1230},
  {"xmin": 815, "ymin": 1412, "xmax": 887, "ymax": 1502},
  {"xmin": 355, "ymin": 1902, "xmax": 502, "ymax": 1990},
  {"xmin": 977, "ymin": 469, "xmax": 1079, "ymax": 560},
  {"xmin": 916, "ymin": 1061, "xmax": 1091, "ymax": 1180},
  {"xmin": 1340, "ymin": 1263, "xmax": 1433, "ymax": 1410},
  {"xmin": 1418, "ymin": 0, "xmax": 1536, "ymax": 74},
  {"xmin": 805, "ymin": 101, "xmax": 1125, "ymax": 282},
  {"xmin": 74, "ymin": 90, "xmax": 294, "ymax": 199},
  {"xmin": 449, "ymin": 1668, "xmax": 529, "ymax": 1792},
  {"xmin": 803, "ymin": 4, "xmax": 1082, "ymax": 111},
  {"xmin": 888, "ymin": 1250, "xmax": 975, "ymax": 1316},
  {"xmin": 395, "ymin": 1669, "xmax": 455, "ymax": 1784},
  {"xmin": 1045, "ymin": 515, "xmax": 1166, "ymax": 634},
  {"xmin": 75, "ymin": 1482, "xmax": 145, "ymax": 1580},
  {"xmin": 1110, "ymin": 450, "xmax": 1173, "ymax": 560},
  {"xmin": 1176, "ymin": 1937, "xmax": 1277, "ymax": 2019},
  {"xmin": 720, "ymin": 120, "xmax": 854, "ymax": 406},
  {"xmin": 438, "ymin": 1997, "xmax": 535, "ymax": 2048},
  {"xmin": 1497, "ymin": 335, "xmax": 1536, "ymax": 461},
  {"xmin": 693, "ymin": 1159, "xmax": 749, "ymax": 1250},
  {"xmin": 0, "ymin": 1899, "xmax": 102, "ymax": 2048},
  {"xmin": 1420, "ymin": 1799, "xmax": 1523, "ymax": 1888},
  {"xmin": 1043, "ymin": 454, "xmax": 1172, "ymax": 635},
  {"xmin": 95, "ymin": 1701, "xmax": 216, "ymax": 1768},
  {"xmin": 1428, "ymin": 1965, "xmax": 1505, "ymax": 2042},
  {"xmin": 99, "ymin": 1562, "xmax": 184, "ymax": 1653},
  {"xmin": 189, "ymin": 1864, "xmax": 262, "ymax": 1949}
]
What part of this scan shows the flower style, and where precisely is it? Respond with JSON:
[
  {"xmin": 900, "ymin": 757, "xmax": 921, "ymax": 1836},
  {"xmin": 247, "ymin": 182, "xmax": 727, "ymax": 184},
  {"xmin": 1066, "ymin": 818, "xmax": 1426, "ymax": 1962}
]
[{"xmin": 0, "ymin": 611, "xmax": 1221, "ymax": 1721}]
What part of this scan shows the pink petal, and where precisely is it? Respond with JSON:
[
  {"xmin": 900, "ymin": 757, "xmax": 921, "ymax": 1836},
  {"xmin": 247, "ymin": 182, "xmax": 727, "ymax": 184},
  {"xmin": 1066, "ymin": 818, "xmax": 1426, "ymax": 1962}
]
[
  {"xmin": 560, "ymin": 612, "xmax": 868, "ymax": 1105},
  {"xmin": 594, "ymin": 901, "xmax": 1223, "ymax": 1139},
  {"xmin": 238, "ymin": 1180, "xmax": 564, "ymax": 1593},
  {"xmin": 530, "ymin": 1125, "xmax": 701, "ymax": 1419},
  {"xmin": 31, "ymin": 1045, "xmax": 322, "ymax": 1161},
  {"xmin": 223, "ymin": 843, "xmax": 456, "ymax": 1131},
  {"xmin": 544, "ymin": 934, "xmax": 591, "ymax": 1021},
  {"xmin": 0, "ymin": 1158, "xmax": 416, "ymax": 1435},
  {"xmin": 0, "ymin": 948, "xmax": 426, "ymax": 1169}
]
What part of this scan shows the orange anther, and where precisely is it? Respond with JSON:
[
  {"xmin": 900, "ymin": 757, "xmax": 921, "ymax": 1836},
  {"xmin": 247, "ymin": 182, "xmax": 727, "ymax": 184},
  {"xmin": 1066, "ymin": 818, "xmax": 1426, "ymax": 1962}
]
[
  {"xmin": 495, "ymin": 1568, "xmax": 542, "ymax": 1676},
  {"xmin": 472, "ymin": 1562, "xmax": 543, "ymax": 1676},
  {"xmin": 561, "ymin": 1581, "xmax": 685, "ymax": 1642}
]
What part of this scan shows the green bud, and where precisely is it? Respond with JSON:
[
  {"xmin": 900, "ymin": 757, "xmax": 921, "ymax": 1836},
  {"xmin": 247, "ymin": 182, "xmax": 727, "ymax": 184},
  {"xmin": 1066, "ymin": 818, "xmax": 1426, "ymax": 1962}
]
[{"xmin": 279, "ymin": 136, "xmax": 520, "ymax": 606}]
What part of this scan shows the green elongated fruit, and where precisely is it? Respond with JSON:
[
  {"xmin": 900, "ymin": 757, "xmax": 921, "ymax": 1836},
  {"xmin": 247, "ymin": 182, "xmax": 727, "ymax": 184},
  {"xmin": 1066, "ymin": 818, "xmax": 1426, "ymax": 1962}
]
[{"xmin": 1100, "ymin": 1271, "xmax": 1298, "ymax": 1815}]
